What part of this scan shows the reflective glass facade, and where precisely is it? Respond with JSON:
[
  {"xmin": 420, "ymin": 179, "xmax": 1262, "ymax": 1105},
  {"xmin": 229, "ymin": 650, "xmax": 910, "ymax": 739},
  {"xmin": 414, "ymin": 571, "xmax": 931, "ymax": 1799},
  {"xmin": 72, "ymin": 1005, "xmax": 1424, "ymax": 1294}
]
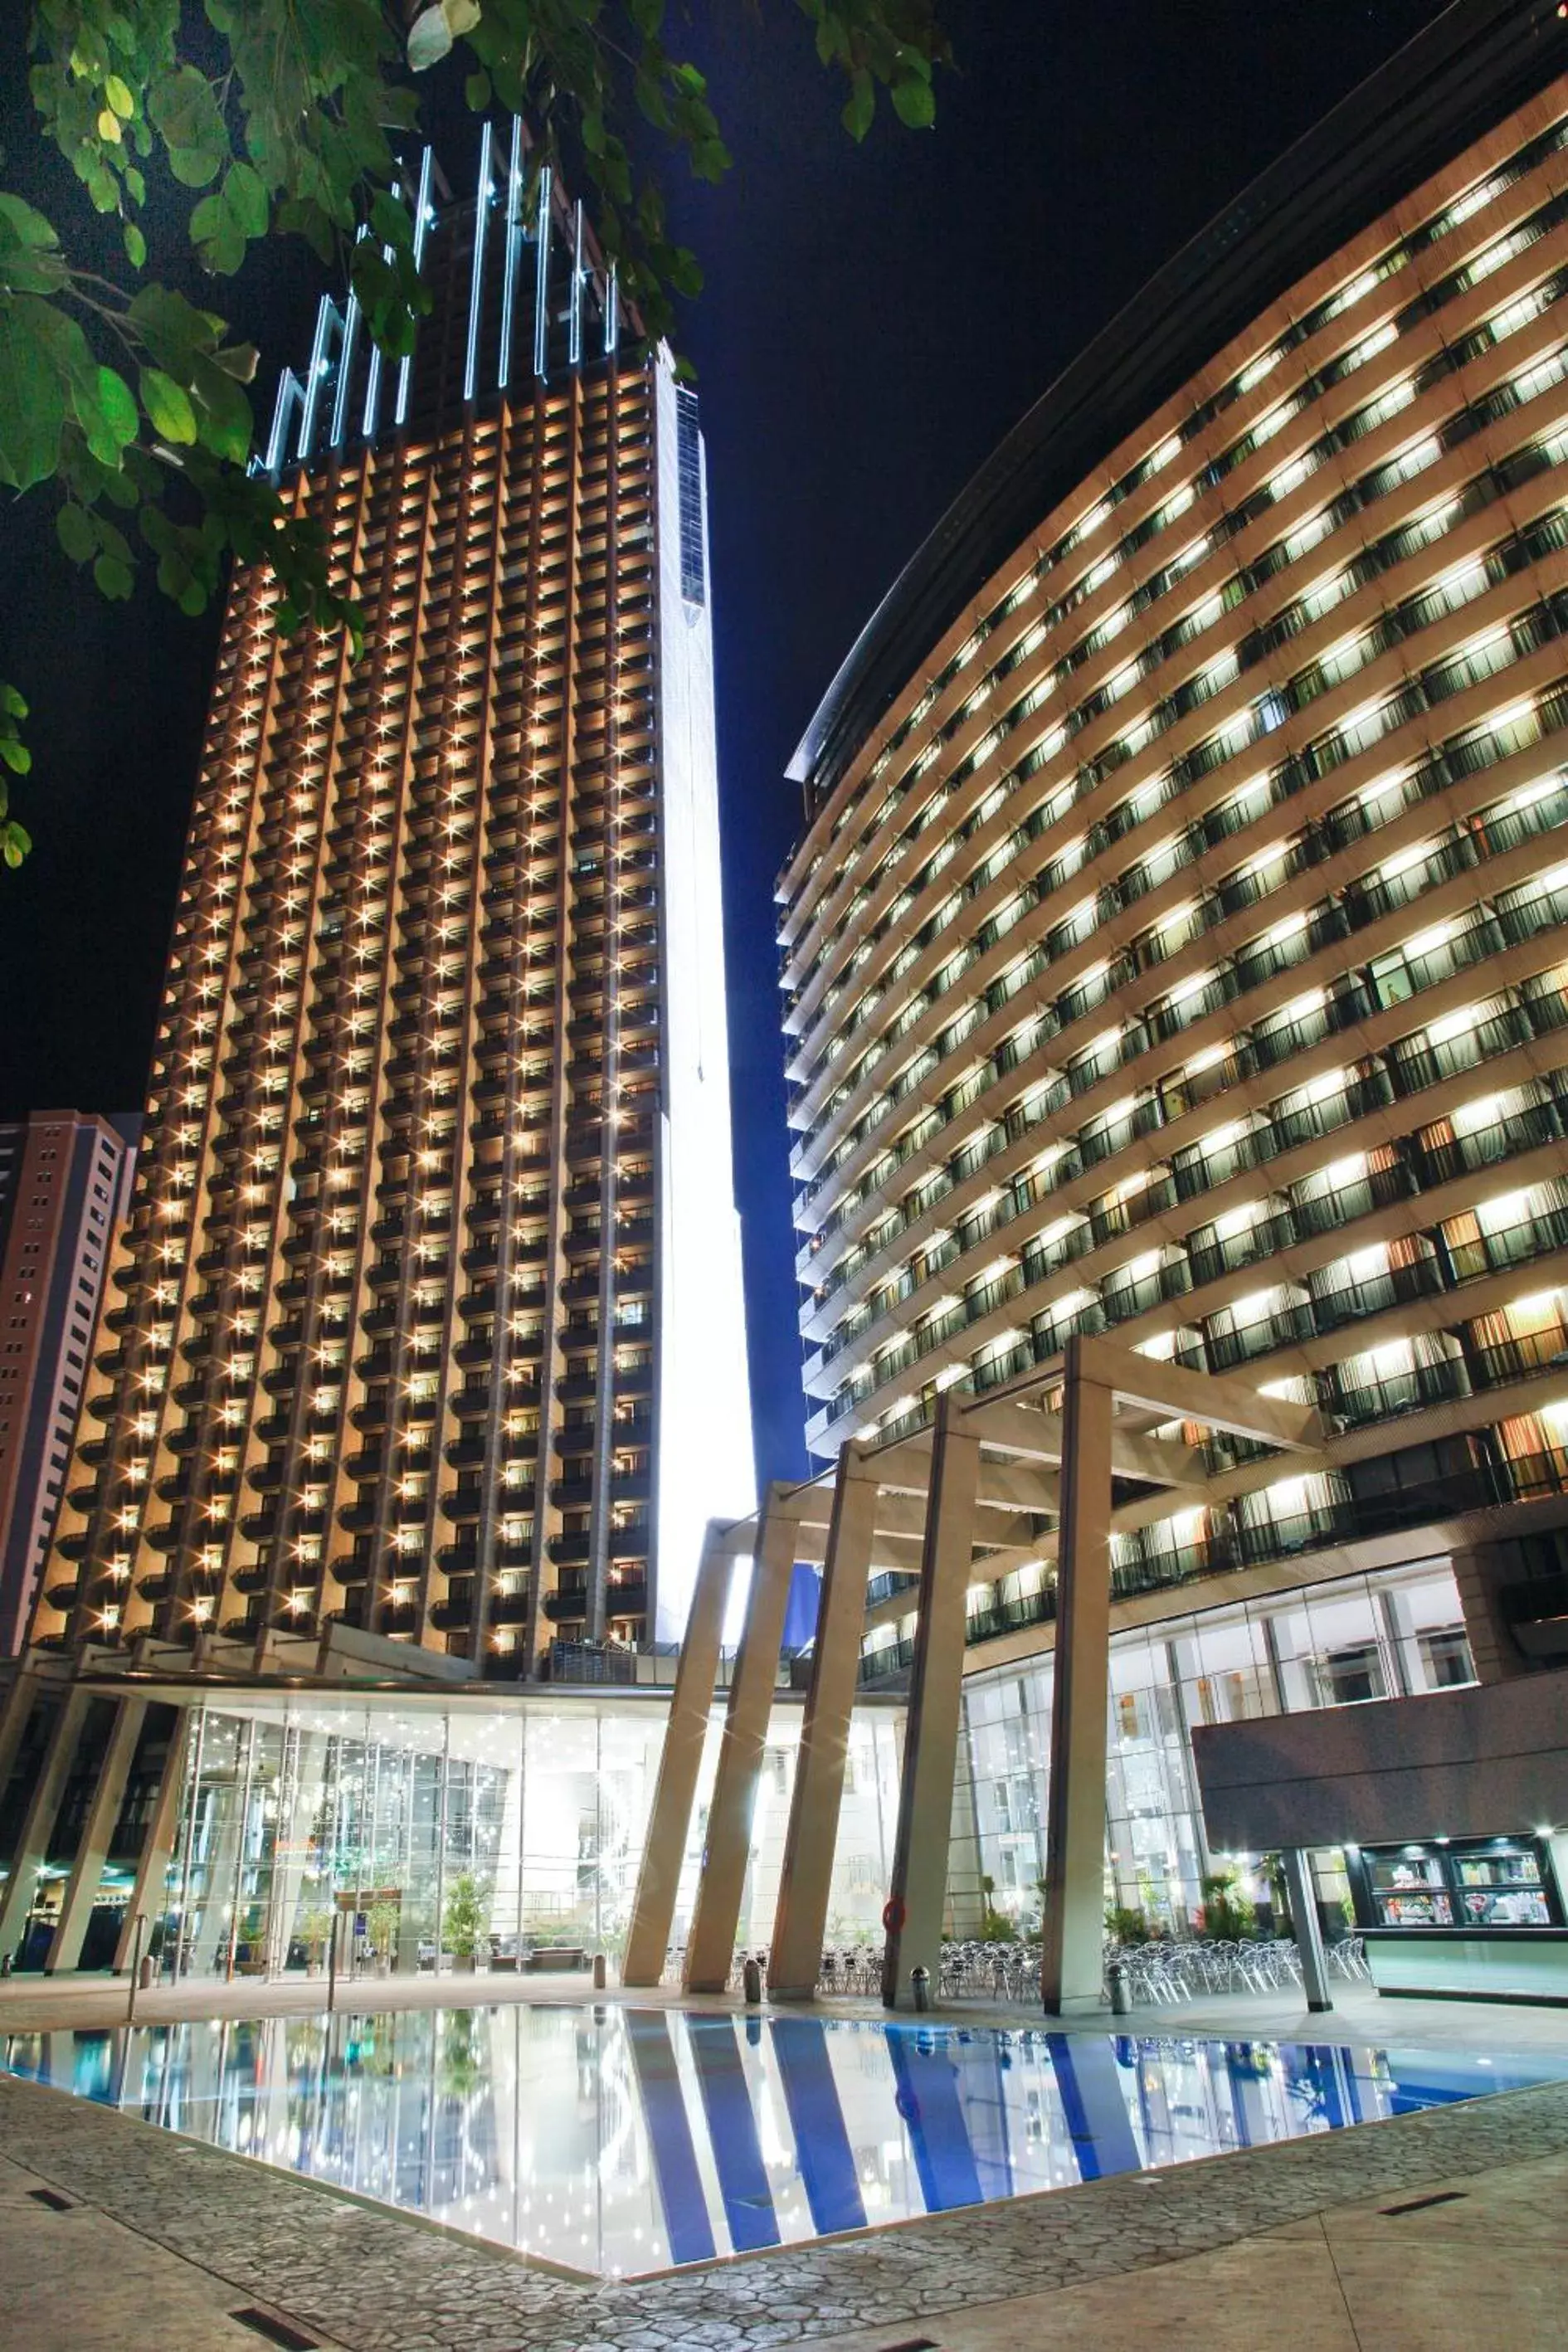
[
  {"xmin": 958, "ymin": 1556, "xmax": 1472, "ymax": 1932},
  {"xmin": 149, "ymin": 1691, "xmax": 900, "ymax": 1977}
]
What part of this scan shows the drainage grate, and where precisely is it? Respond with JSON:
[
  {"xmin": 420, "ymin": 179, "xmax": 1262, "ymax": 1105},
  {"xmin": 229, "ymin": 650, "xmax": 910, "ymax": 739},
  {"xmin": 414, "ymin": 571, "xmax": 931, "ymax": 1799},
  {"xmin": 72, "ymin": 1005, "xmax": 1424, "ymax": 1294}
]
[
  {"xmin": 27, "ymin": 2189, "xmax": 74, "ymax": 2212},
  {"xmin": 229, "ymin": 2311, "xmax": 319, "ymax": 2351},
  {"xmin": 1381, "ymin": 2189, "xmax": 1469, "ymax": 2217}
]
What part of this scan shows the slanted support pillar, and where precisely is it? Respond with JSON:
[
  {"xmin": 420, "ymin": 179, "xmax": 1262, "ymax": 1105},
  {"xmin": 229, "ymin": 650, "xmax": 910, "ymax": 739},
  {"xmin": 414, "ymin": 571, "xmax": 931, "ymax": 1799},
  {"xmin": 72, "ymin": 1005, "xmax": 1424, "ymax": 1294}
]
[
  {"xmin": 1284, "ymin": 1846, "xmax": 1332, "ymax": 2013},
  {"xmin": 1040, "ymin": 1338, "xmax": 1115, "ymax": 2016},
  {"xmin": 770, "ymin": 1446, "xmax": 878, "ymax": 1998},
  {"xmin": 623, "ymin": 1522, "xmax": 733, "ymax": 1986},
  {"xmin": 114, "ymin": 1709, "xmax": 188, "ymax": 1973},
  {"xmin": 882, "ymin": 1398, "xmax": 981, "ymax": 2010},
  {"xmin": 46, "ymin": 1698, "xmax": 147, "ymax": 1973},
  {"xmin": 0, "ymin": 1664, "xmax": 43, "ymax": 1817},
  {"xmin": 0, "ymin": 1686, "xmax": 91, "ymax": 1960},
  {"xmin": 683, "ymin": 1488, "xmax": 802, "ymax": 1993}
]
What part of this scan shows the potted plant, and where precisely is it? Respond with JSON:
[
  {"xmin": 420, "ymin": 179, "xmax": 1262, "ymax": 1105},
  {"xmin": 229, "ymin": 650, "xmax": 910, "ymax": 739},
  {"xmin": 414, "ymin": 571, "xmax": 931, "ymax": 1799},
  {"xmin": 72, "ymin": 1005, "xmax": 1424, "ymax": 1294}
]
[
  {"xmin": 977, "ymin": 1873, "xmax": 1017, "ymax": 1943},
  {"xmin": 1104, "ymin": 1902, "xmax": 1153, "ymax": 1948},
  {"xmin": 1196, "ymin": 1868, "xmax": 1257, "ymax": 1941},
  {"xmin": 442, "ymin": 1873, "xmax": 489, "ymax": 1974},
  {"xmin": 296, "ymin": 1902, "xmax": 333, "ymax": 1973},
  {"xmin": 366, "ymin": 1896, "xmax": 400, "ymax": 1977}
]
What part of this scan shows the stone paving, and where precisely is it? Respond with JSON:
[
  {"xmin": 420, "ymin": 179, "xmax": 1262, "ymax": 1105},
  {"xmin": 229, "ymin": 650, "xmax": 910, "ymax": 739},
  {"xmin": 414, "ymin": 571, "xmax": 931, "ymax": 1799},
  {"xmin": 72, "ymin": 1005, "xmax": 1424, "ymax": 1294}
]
[{"xmin": 8, "ymin": 2050, "xmax": 1568, "ymax": 2349}]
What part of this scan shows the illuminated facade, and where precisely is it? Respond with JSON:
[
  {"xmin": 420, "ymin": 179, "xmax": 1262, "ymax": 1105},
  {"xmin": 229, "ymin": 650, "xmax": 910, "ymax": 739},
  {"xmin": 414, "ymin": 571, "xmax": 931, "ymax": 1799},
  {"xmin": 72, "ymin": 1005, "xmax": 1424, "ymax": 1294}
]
[
  {"xmin": 30, "ymin": 127, "xmax": 752, "ymax": 1679},
  {"xmin": 0, "ymin": 1112, "xmax": 137, "ymax": 1654},
  {"xmin": 781, "ymin": 12, "xmax": 1568, "ymax": 1848}
]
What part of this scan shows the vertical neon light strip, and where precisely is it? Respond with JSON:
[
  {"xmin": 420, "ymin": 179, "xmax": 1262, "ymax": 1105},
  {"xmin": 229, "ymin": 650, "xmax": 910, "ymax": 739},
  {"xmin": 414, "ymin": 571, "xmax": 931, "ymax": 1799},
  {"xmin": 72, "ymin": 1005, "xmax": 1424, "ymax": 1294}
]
[
  {"xmin": 532, "ymin": 163, "xmax": 553, "ymax": 382},
  {"xmin": 606, "ymin": 265, "xmax": 619, "ymax": 357},
  {"xmin": 266, "ymin": 371, "xmax": 302, "ymax": 475},
  {"xmin": 330, "ymin": 295, "xmax": 360, "ymax": 447},
  {"xmin": 568, "ymin": 199, "xmax": 585, "ymax": 370},
  {"xmin": 363, "ymin": 293, "xmax": 385, "ymax": 441},
  {"xmin": 295, "ymin": 297, "xmax": 334, "ymax": 463},
  {"xmin": 394, "ymin": 146, "xmax": 435, "ymax": 427},
  {"xmin": 498, "ymin": 115, "xmax": 523, "ymax": 392},
  {"xmin": 464, "ymin": 119, "xmax": 493, "ymax": 405}
]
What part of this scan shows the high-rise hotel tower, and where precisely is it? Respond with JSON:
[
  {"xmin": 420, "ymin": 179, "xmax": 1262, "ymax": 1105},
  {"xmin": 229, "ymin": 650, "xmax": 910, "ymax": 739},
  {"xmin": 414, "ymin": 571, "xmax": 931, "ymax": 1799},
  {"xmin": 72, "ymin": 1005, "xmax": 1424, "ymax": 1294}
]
[
  {"xmin": 31, "ymin": 129, "xmax": 752, "ymax": 1680},
  {"xmin": 779, "ymin": 0, "xmax": 1568, "ymax": 1856}
]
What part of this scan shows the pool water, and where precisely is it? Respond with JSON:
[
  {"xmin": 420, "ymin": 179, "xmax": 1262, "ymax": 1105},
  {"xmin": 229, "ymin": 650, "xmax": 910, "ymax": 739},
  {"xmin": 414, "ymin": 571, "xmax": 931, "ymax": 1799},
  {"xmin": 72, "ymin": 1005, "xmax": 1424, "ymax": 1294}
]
[{"xmin": 2, "ymin": 2006, "xmax": 1560, "ymax": 2277}]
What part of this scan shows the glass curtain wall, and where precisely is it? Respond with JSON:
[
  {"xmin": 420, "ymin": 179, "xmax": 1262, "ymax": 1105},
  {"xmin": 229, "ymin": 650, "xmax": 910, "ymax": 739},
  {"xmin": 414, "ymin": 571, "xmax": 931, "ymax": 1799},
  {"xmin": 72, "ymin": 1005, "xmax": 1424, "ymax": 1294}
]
[
  {"xmin": 960, "ymin": 1558, "xmax": 1473, "ymax": 1935},
  {"xmin": 159, "ymin": 1694, "xmax": 901, "ymax": 1978}
]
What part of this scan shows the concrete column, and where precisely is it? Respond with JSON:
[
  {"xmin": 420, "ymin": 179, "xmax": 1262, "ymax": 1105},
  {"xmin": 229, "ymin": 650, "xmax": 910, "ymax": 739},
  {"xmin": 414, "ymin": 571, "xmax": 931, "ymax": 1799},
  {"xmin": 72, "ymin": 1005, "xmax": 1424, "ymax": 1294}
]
[
  {"xmin": 1040, "ymin": 1343, "xmax": 1115, "ymax": 2016},
  {"xmin": 881, "ymin": 1398, "xmax": 981, "ymax": 2010},
  {"xmin": 622, "ymin": 1522, "xmax": 733, "ymax": 1986},
  {"xmin": 0, "ymin": 1665, "xmax": 43, "ymax": 1821},
  {"xmin": 0, "ymin": 1686, "xmax": 91, "ymax": 1959},
  {"xmin": 114, "ymin": 1709, "xmax": 188, "ymax": 1972},
  {"xmin": 770, "ymin": 1446, "xmax": 878, "ymax": 1998},
  {"xmin": 45, "ymin": 1697, "xmax": 147, "ymax": 1973},
  {"xmin": 683, "ymin": 1488, "xmax": 801, "ymax": 1994},
  {"xmin": 1449, "ymin": 1546, "xmax": 1528, "ymax": 1683},
  {"xmin": 1283, "ymin": 1843, "xmax": 1332, "ymax": 2013}
]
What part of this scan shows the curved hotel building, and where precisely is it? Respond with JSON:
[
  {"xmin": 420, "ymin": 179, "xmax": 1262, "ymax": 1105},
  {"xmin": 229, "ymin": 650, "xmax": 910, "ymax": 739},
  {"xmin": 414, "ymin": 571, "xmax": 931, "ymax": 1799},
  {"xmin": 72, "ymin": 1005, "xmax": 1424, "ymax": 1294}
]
[{"xmin": 780, "ymin": 6, "xmax": 1568, "ymax": 1922}]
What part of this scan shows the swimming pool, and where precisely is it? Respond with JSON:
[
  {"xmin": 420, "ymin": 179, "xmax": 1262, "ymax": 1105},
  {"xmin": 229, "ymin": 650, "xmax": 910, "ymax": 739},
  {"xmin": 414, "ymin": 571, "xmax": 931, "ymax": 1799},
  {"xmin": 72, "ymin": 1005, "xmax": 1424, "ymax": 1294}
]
[{"xmin": 2, "ymin": 2005, "xmax": 1559, "ymax": 2277}]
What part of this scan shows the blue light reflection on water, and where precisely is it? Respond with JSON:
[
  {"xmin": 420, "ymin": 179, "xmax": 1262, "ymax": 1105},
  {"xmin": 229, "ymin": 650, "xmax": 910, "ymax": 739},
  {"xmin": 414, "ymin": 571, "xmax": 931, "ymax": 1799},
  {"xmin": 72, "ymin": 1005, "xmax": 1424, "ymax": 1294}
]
[{"xmin": 2, "ymin": 2009, "xmax": 1559, "ymax": 2277}]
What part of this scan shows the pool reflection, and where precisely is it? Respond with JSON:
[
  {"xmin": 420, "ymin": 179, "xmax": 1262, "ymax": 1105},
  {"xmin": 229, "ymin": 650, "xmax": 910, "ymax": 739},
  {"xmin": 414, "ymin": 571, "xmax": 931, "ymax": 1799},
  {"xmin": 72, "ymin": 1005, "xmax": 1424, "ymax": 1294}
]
[{"xmin": 2, "ymin": 2009, "xmax": 1557, "ymax": 2277}]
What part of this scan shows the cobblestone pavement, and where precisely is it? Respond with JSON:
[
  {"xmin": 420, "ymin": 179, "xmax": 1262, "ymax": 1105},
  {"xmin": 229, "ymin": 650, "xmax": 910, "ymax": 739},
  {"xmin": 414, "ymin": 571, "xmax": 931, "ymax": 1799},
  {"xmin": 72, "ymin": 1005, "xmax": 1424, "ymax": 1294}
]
[{"xmin": 7, "ymin": 2061, "xmax": 1568, "ymax": 2350}]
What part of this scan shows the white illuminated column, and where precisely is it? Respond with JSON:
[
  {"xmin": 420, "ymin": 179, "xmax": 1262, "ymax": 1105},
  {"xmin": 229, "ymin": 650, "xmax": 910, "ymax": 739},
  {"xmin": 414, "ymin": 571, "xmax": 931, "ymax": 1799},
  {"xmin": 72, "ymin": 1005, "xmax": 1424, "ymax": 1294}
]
[{"xmin": 652, "ymin": 358, "xmax": 756, "ymax": 1639}]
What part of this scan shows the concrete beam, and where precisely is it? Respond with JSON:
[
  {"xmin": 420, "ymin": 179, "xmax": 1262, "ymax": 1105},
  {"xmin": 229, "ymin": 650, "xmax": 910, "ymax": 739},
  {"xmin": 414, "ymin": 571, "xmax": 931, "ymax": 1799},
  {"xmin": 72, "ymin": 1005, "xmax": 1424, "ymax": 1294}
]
[
  {"xmin": 0, "ymin": 1686, "xmax": 90, "ymax": 1958},
  {"xmin": 946, "ymin": 1397, "xmax": 1207, "ymax": 1487},
  {"xmin": 46, "ymin": 1697, "xmax": 146, "ymax": 1973},
  {"xmin": 682, "ymin": 1490, "xmax": 803, "ymax": 1994},
  {"xmin": 114, "ymin": 1710, "xmax": 187, "ymax": 1973},
  {"xmin": 770, "ymin": 1447, "xmax": 879, "ymax": 1998},
  {"xmin": 1072, "ymin": 1335, "xmax": 1323, "ymax": 1449},
  {"xmin": 622, "ymin": 1521, "xmax": 734, "ymax": 1987},
  {"xmin": 1040, "ymin": 1341, "xmax": 1115, "ymax": 2017},
  {"xmin": 881, "ymin": 1398, "xmax": 981, "ymax": 2010}
]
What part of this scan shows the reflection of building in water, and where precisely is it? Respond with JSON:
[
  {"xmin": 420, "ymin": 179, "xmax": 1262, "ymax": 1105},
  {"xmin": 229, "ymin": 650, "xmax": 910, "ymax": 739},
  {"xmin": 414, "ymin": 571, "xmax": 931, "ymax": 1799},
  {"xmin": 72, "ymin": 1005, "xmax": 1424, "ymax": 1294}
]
[{"xmin": 0, "ymin": 2007, "xmax": 1544, "ymax": 2273}]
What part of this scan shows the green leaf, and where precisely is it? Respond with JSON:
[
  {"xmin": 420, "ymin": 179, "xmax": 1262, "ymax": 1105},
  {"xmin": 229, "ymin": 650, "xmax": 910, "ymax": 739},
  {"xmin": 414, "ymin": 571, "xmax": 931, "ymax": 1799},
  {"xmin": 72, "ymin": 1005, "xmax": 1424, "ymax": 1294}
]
[
  {"xmin": 190, "ymin": 353, "xmax": 252, "ymax": 462},
  {"xmin": 56, "ymin": 503, "xmax": 95, "ymax": 563},
  {"xmin": 122, "ymin": 220, "xmax": 146, "ymax": 267},
  {"xmin": 169, "ymin": 140, "xmax": 225, "ymax": 189},
  {"xmin": 0, "ymin": 685, "xmax": 27, "ymax": 719},
  {"xmin": 0, "ymin": 308, "xmax": 67, "ymax": 490},
  {"xmin": 104, "ymin": 73, "xmax": 134, "ymax": 119},
  {"xmin": 369, "ymin": 190, "xmax": 413, "ymax": 251},
  {"xmin": 149, "ymin": 65, "xmax": 226, "ymax": 153},
  {"xmin": 139, "ymin": 367, "xmax": 197, "ymax": 444},
  {"xmin": 128, "ymin": 284, "xmax": 222, "ymax": 371},
  {"xmin": 842, "ymin": 67, "xmax": 874, "ymax": 142},
  {"xmin": 0, "ymin": 193, "xmax": 59, "ymax": 250},
  {"xmin": 891, "ymin": 72, "xmax": 936, "ymax": 129},
  {"xmin": 0, "ymin": 733, "xmax": 32, "ymax": 772},
  {"xmin": 464, "ymin": 69, "xmax": 490, "ymax": 112},
  {"xmin": 407, "ymin": 5, "xmax": 453, "ymax": 69},
  {"xmin": 223, "ymin": 161, "xmax": 268, "ymax": 237},
  {"xmin": 95, "ymin": 365, "xmax": 139, "ymax": 450},
  {"xmin": 93, "ymin": 552, "xmax": 134, "ymax": 599}
]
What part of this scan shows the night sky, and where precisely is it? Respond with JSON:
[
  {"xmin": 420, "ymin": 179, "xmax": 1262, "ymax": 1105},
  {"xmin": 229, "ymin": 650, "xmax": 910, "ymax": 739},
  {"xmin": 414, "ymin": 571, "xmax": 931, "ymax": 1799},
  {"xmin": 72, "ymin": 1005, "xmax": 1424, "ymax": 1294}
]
[{"xmin": 0, "ymin": 0, "xmax": 1449, "ymax": 1490}]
